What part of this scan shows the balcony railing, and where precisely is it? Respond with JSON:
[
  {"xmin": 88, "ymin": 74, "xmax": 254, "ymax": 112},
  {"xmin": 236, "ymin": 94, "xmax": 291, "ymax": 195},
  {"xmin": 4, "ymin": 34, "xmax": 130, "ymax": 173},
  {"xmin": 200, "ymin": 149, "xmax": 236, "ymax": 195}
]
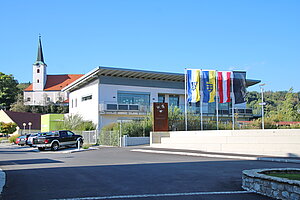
[
  {"xmin": 99, "ymin": 102, "xmax": 254, "ymax": 117},
  {"xmin": 99, "ymin": 102, "xmax": 150, "ymax": 115}
]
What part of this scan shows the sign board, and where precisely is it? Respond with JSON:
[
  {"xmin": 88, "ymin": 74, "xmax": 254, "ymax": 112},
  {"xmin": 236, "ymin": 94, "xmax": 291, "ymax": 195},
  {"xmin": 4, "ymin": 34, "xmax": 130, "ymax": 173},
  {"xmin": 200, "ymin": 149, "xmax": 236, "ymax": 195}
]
[
  {"xmin": 259, "ymin": 102, "xmax": 266, "ymax": 106},
  {"xmin": 153, "ymin": 103, "xmax": 168, "ymax": 132}
]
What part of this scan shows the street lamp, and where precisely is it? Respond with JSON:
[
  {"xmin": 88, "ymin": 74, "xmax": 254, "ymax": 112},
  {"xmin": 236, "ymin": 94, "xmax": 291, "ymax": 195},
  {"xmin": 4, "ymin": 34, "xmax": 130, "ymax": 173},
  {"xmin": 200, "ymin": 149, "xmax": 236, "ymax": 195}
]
[
  {"xmin": 28, "ymin": 122, "xmax": 32, "ymax": 135},
  {"xmin": 259, "ymin": 84, "xmax": 266, "ymax": 129},
  {"xmin": 22, "ymin": 123, "xmax": 26, "ymax": 135}
]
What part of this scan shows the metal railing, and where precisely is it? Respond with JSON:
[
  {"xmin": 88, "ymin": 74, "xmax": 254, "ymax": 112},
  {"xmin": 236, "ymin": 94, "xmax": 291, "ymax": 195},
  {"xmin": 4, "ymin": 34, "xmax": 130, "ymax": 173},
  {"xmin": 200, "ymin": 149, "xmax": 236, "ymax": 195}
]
[{"xmin": 99, "ymin": 101, "xmax": 150, "ymax": 115}]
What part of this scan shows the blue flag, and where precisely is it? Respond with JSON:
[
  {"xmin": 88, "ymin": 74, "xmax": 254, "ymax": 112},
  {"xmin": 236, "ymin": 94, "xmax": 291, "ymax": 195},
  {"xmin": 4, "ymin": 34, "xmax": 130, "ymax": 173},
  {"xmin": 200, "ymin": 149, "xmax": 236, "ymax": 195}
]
[{"xmin": 202, "ymin": 70, "xmax": 216, "ymax": 103}]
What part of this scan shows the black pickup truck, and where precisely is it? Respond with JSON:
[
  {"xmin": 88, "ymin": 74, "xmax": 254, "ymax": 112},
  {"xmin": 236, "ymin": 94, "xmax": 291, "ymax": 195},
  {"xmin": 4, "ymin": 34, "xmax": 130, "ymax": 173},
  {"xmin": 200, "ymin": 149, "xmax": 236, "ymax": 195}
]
[{"xmin": 33, "ymin": 130, "xmax": 83, "ymax": 151}]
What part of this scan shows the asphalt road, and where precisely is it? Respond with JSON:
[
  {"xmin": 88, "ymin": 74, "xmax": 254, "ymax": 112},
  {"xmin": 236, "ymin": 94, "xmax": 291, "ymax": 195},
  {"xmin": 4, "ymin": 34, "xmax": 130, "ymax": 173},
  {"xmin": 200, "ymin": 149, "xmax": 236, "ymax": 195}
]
[{"xmin": 1, "ymin": 144, "xmax": 300, "ymax": 200}]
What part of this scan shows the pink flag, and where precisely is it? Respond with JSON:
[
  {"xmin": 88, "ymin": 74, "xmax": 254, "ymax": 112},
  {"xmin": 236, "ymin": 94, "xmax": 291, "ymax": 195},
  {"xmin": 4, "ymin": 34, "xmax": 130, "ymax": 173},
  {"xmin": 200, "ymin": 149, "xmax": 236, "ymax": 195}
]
[{"xmin": 218, "ymin": 71, "xmax": 231, "ymax": 103}]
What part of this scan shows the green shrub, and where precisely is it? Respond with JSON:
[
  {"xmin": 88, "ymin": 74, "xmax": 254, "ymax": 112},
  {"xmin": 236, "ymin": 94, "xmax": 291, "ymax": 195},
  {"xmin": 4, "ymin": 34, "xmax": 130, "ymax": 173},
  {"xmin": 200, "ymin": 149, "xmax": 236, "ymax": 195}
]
[
  {"xmin": 9, "ymin": 134, "xmax": 20, "ymax": 143},
  {"xmin": 82, "ymin": 144, "xmax": 92, "ymax": 149}
]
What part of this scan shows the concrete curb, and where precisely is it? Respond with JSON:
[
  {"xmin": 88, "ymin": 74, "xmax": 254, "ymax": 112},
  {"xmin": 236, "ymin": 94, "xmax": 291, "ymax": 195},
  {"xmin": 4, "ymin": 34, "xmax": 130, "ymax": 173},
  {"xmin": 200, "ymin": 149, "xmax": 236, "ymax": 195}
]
[
  {"xmin": 131, "ymin": 149, "xmax": 300, "ymax": 164},
  {"xmin": 0, "ymin": 168, "xmax": 5, "ymax": 195}
]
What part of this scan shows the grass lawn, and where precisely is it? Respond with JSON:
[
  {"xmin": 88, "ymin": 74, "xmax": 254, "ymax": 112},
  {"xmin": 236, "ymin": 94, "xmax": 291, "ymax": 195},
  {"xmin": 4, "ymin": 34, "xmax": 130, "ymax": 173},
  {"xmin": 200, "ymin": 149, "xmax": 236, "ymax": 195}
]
[{"xmin": 268, "ymin": 173, "xmax": 300, "ymax": 181}]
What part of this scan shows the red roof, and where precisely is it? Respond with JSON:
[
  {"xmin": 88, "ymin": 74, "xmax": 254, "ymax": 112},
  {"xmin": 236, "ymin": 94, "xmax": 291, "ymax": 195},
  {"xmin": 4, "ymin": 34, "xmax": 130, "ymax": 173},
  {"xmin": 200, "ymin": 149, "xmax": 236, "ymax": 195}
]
[
  {"xmin": 24, "ymin": 74, "xmax": 83, "ymax": 91},
  {"xmin": 3, "ymin": 110, "xmax": 42, "ymax": 130}
]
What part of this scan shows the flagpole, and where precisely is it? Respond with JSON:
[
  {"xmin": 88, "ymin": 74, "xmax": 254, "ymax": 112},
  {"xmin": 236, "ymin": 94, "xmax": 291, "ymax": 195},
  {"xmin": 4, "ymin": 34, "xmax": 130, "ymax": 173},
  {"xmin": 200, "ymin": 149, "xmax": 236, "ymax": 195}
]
[
  {"xmin": 231, "ymin": 72, "xmax": 235, "ymax": 130},
  {"xmin": 184, "ymin": 68, "xmax": 188, "ymax": 131},
  {"xmin": 216, "ymin": 71, "xmax": 219, "ymax": 130},
  {"xmin": 200, "ymin": 69, "xmax": 203, "ymax": 130}
]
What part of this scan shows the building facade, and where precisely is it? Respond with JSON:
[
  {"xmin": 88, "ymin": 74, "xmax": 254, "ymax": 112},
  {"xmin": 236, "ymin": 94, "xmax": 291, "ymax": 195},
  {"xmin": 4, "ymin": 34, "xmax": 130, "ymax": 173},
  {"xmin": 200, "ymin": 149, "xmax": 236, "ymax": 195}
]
[
  {"xmin": 23, "ymin": 36, "xmax": 83, "ymax": 106},
  {"xmin": 63, "ymin": 67, "xmax": 260, "ymax": 130}
]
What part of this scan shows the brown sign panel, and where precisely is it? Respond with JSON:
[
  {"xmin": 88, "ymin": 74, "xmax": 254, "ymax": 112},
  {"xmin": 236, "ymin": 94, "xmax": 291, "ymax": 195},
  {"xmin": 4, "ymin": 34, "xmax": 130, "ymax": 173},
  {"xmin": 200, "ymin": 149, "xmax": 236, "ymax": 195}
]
[{"xmin": 153, "ymin": 102, "xmax": 168, "ymax": 132}]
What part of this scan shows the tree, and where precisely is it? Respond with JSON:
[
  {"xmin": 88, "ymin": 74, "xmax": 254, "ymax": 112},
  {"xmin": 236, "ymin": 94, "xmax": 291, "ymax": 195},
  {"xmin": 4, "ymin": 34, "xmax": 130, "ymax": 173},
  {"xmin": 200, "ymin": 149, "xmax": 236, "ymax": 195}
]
[
  {"xmin": 0, "ymin": 122, "xmax": 17, "ymax": 137},
  {"xmin": 10, "ymin": 94, "xmax": 31, "ymax": 112},
  {"xmin": 56, "ymin": 114, "xmax": 96, "ymax": 131},
  {"xmin": 0, "ymin": 72, "xmax": 19, "ymax": 109}
]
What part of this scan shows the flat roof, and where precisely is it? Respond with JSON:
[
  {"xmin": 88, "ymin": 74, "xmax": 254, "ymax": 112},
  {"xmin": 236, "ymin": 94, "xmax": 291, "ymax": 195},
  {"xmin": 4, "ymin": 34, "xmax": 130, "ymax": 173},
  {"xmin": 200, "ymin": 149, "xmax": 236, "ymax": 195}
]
[{"xmin": 63, "ymin": 66, "xmax": 260, "ymax": 92}]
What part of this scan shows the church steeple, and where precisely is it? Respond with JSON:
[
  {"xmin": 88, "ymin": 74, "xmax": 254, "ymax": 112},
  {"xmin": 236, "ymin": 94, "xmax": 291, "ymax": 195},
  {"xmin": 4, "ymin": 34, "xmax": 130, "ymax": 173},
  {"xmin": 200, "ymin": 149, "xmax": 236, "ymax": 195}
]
[
  {"xmin": 35, "ymin": 35, "xmax": 45, "ymax": 64},
  {"xmin": 33, "ymin": 35, "xmax": 47, "ymax": 91}
]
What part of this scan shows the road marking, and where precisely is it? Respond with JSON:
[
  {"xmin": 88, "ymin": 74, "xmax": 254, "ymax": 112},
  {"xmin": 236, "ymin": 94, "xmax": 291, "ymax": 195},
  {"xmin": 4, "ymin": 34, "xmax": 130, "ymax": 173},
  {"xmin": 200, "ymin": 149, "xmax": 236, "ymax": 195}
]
[
  {"xmin": 52, "ymin": 191, "xmax": 251, "ymax": 200},
  {"xmin": 131, "ymin": 149, "xmax": 257, "ymax": 160}
]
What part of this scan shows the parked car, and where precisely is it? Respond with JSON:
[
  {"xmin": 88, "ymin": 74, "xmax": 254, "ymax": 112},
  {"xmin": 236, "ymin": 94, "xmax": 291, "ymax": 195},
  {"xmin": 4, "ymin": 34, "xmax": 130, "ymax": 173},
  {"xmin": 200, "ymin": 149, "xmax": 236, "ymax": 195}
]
[
  {"xmin": 27, "ymin": 133, "xmax": 40, "ymax": 147},
  {"xmin": 32, "ymin": 130, "xmax": 83, "ymax": 151},
  {"xmin": 16, "ymin": 135, "xmax": 30, "ymax": 146}
]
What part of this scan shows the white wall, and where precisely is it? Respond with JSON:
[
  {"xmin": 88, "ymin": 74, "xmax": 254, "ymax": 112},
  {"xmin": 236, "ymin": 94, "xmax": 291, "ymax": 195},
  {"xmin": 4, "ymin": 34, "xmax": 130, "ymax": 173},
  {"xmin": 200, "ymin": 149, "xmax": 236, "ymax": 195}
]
[
  {"xmin": 69, "ymin": 79, "xmax": 99, "ymax": 126},
  {"xmin": 24, "ymin": 91, "xmax": 67, "ymax": 106},
  {"xmin": 151, "ymin": 129, "xmax": 300, "ymax": 157}
]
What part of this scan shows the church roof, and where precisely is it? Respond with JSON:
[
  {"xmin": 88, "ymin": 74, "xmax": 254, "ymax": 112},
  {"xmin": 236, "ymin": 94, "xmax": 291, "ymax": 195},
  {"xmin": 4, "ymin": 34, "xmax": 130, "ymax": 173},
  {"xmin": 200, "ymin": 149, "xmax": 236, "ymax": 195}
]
[
  {"xmin": 24, "ymin": 74, "xmax": 84, "ymax": 91},
  {"xmin": 34, "ymin": 35, "xmax": 45, "ymax": 65}
]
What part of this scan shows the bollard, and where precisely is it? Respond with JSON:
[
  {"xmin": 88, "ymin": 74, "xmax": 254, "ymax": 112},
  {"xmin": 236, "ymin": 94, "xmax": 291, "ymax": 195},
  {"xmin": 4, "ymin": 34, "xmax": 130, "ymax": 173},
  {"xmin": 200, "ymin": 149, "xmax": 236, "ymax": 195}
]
[{"xmin": 77, "ymin": 140, "xmax": 80, "ymax": 150}]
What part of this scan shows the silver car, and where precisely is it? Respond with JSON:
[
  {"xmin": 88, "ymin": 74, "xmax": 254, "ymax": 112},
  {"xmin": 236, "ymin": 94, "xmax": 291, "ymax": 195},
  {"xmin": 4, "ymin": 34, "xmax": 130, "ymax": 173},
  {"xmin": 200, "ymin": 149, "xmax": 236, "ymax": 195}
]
[{"xmin": 27, "ymin": 133, "xmax": 39, "ymax": 147}]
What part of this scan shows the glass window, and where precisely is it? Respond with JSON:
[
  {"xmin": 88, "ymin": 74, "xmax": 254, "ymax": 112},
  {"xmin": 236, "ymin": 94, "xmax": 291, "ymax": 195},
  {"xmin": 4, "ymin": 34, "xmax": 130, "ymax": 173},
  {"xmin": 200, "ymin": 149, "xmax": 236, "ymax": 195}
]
[
  {"xmin": 117, "ymin": 92, "xmax": 150, "ymax": 106},
  {"xmin": 158, "ymin": 94, "xmax": 165, "ymax": 103},
  {"xmin": 37, "ymin": 69, "xmax": 40, "ymax": 73},
  {"xmin": 169, "ymin": 95, "xmax": 179, "ymax": 107},
  {"xmin": 67, "ymin": 131, "xmax": 74, "ymax": 136},
  {"xmin": 82, "ymin": 95, "xmax": 92, "ymax": 101},
  {"xmin": 60, "ymin": 131, "xmax": 67, "ymax": 137},
  {"xmin": 27, "ymin": 97, "xmax": 31, "ymax": 102}
]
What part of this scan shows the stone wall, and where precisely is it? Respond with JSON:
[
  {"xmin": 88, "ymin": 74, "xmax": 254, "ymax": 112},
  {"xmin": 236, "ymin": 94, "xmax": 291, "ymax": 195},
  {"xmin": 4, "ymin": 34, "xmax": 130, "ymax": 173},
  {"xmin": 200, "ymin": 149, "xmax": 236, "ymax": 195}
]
[
  {"xmin": 151, "ymin": 129, "xmax": 300, "ymax": 157},
  {"xmin": 242, "ymin": 168, "xmax": 300, "ymax": 200}
]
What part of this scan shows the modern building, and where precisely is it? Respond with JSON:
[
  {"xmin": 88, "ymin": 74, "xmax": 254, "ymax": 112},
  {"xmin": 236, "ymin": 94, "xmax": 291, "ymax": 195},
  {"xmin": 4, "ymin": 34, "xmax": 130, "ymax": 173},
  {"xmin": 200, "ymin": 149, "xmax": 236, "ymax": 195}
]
[
  {"xmin": 0, "ymin": 110, "xmax": 42, "ymax": 135},
  {"xmin": 23, "ymin": 36, "xmax": 83, "ymax": 106},
  {"xmin": 63, "ymin": 66, "xmax": 260, "ymax": 130}
]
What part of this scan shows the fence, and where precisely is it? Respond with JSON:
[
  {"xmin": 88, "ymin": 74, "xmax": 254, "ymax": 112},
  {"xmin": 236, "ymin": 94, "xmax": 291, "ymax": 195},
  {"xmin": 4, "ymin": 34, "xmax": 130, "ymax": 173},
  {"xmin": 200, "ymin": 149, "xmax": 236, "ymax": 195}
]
[
  {"xmin": 98, "ymin": 130, "xmax": 120, "ymax": 146},
  {"xmin": 121, "ymin": 135, "xmax": 150, "ymax": 147},
  {"xmin": 81, "ymin": 130, "xmax": 99, "ymax": 144},
  {"xmin": 78, "ymin": 130, "xmax": 150, "ymax": 147}
]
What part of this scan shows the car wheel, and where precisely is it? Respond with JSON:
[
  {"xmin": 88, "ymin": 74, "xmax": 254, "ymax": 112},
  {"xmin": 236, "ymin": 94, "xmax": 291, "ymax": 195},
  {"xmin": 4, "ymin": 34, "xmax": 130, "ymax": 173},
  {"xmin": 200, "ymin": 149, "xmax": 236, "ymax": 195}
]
[
  {"xmin": 76, "ymin": 139, "xmax": 83, "ymax": 148},
  {"xmin": 38, "ymin": 147, "xmax": 45, "ymax": 151},
  {"xmin": 51, "ymin": 142, "xmax": 59, "ymax": 151}
]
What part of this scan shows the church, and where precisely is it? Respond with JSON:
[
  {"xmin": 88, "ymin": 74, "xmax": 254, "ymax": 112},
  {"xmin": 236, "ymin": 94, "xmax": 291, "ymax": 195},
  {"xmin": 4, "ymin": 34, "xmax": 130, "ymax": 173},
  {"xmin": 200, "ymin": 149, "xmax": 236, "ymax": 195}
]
[{"xmin": 23, "ymin": 37, "xmax": 83, "ymax": 106}]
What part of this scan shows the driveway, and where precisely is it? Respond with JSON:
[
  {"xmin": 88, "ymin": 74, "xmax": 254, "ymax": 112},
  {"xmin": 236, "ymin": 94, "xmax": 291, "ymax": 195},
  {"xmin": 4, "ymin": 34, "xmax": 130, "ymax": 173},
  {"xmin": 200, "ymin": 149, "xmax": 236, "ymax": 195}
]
[{"xmin": 1, "ymin": 144, "xmax": 299, "ymax": 200}]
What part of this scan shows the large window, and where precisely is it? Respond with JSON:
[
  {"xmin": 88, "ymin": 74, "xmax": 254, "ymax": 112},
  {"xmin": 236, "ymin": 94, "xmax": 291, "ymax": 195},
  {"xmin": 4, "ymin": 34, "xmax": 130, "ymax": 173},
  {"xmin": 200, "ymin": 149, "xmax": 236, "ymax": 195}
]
[
  {"xmin": 117, "ymin": 91, "xmax": 150, "ymax": 106},
  {"xmin": 158, "ymin": 94, "xmax": 165, "ymax": 103},
  {"xmin": 169, "ymin": 95, "xmax": 179, "ymax": 107}
]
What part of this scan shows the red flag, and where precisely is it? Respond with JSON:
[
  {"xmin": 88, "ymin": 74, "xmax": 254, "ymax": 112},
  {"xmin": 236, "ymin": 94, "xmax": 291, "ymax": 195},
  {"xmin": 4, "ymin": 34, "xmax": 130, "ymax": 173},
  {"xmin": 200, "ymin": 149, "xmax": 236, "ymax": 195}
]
[{"xmin": 218, "ymin": 71, "xmax": 231, "ymax": 103}]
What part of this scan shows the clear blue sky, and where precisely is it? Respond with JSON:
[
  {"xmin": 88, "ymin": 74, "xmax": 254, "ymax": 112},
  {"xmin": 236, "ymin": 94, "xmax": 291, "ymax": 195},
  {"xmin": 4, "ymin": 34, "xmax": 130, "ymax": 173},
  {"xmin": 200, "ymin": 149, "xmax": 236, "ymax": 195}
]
[{"xmin": 1, "ymin": 0, "xmax": 299, "ymax": 92}]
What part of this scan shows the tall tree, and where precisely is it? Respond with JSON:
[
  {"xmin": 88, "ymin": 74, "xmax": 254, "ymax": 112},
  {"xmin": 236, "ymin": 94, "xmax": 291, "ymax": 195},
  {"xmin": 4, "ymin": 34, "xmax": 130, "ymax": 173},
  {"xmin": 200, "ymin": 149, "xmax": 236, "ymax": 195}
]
[{"xmin": 0, "ymin": 72, "xmax": 19, "ymax": 109}]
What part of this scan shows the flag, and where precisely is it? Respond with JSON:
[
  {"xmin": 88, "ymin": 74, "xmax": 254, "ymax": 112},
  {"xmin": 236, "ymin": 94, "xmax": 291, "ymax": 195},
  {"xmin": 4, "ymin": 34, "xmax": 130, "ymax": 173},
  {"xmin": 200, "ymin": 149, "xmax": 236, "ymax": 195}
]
[
  {"xmin": 187, "ymin": 69, "xmax": 200, "ymax": 102},
  {"xmin": 202, "ymin": 70, "xmax": 216, "ymax": 103},
  {"xmin": 233, "ymin": 71, "xmax": 247, "ymax": 104},
  {"xmin": 217, "ymin": 71, "xmax": 231, "ymax": 103}
]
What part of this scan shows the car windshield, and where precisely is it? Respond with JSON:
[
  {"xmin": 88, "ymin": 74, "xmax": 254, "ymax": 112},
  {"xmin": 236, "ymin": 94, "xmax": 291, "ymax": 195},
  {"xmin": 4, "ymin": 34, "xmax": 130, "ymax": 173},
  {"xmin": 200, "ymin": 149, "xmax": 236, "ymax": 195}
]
[{"xmin": 45, "ymin": 132, "xmax": 59, "ymax": 137}]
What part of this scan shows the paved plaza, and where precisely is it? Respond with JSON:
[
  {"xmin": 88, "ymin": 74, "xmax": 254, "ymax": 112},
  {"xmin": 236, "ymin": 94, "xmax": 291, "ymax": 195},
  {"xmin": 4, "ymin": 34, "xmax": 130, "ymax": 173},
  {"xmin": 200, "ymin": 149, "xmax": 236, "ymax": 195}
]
[{"xmin": 1, "ymin": 144, "xmax": 299, "ymax": 200}]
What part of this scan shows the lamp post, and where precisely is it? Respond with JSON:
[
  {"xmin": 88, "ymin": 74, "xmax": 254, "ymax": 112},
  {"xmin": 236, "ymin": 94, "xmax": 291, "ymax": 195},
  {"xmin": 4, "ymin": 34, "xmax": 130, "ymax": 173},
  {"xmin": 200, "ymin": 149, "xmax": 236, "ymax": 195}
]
[
  {"xmin": 22, "ymin": 123, "xmax": 26, "ymax": 135},
  {"xmin": 259, "ymin": 84, "xmax": 266, "ymax": 129},
  {"xmin": 28, "ymin": 122, "xmax": 32, "ymax": 135}
]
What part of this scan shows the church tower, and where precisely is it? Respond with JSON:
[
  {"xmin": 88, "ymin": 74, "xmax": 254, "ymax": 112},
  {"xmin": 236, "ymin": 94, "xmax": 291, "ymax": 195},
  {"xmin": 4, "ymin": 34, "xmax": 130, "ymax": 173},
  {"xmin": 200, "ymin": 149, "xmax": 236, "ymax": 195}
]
[{"xmin": 32, "ymin": 36, "xmax": 47, "ymax": 91}]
